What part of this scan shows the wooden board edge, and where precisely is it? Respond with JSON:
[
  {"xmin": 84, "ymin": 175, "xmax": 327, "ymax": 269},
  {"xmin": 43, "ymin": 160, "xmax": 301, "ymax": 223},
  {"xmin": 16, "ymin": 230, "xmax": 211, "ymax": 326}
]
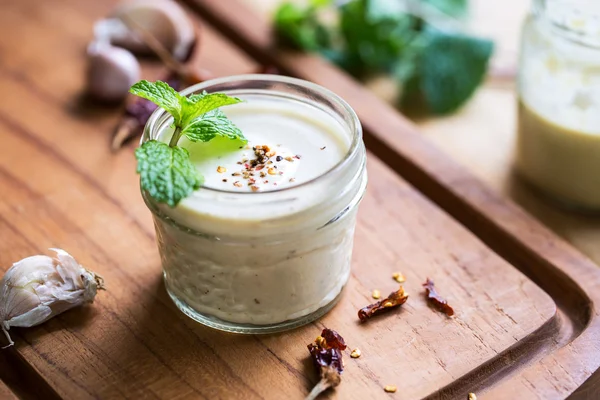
[
  {"xmin": 0, "ymin": 345, "xmax": 61, "ymax": 400},
  {"xmin": 179, "ymin": 0, "xmax": 600, "ymax": 397}
]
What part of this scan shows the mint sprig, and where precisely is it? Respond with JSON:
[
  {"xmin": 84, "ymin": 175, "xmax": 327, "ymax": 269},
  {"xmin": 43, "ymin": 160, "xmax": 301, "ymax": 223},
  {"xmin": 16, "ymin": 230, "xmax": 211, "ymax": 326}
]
[
  {"xmin": 131, "ymin": 80, "xmax": 246, "ymax": 207},
  {"xmin": 135, "ymin": 141, "xmax": 202, "ymax": 207},
  {"xmin": 182, "ymin": 109, "xmax": 244, "ymax": 143}
]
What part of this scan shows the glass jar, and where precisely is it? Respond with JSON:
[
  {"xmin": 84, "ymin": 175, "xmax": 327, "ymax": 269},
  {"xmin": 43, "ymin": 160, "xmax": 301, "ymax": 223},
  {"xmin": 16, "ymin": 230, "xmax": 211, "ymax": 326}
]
[
  {"xmin": 141, "ymin": 75, "xmax": 367, "ymax": 333},
  {"xmin": 517, "ymin": 0, "xmax": 600, "ymax": 210}
]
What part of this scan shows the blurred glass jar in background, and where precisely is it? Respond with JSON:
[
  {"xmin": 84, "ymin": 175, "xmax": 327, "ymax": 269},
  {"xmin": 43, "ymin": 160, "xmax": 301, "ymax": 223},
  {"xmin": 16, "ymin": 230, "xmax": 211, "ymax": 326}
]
[{"xmin": 517, "ymin": 0, "xmax": 600, "ymax": 210}]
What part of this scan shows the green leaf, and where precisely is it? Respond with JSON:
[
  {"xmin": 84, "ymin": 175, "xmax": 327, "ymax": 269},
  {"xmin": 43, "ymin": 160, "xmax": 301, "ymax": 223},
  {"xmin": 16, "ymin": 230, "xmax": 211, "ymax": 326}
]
[
  {"xmin": 274, "ymin": 2, "xmax": 332, "ymax": 51},
  {"xmin": 182, "ymin": 109, "xmax": 247, "ymax": 144},
  {"xmin": 339, "ymin": 0, "xmax": 418, "ymax": 75},
  {"xmin": 419, "ymin": 28, "xmax": 493, "ymax": 114},
  {"xmin": 180, "ymin": 93, "xmax": 242, "ymax": 127},
  {"xmin": 310, "ymin": 0, "xmax": 332, "ymax": 6},
  {"xmin": 130, "ymin": 80, "xmax": 183, "ymax": 124},
  {"xmin": 423, "ymin": 0, "xmax": 468, "ymax": 18},
  {"xmin": 365, "ymin": 0, "xmax": 404, "ymax": 19},
  {"xmin": 135, "ymin": 140, "xmax": 202, "ymax": 207}
]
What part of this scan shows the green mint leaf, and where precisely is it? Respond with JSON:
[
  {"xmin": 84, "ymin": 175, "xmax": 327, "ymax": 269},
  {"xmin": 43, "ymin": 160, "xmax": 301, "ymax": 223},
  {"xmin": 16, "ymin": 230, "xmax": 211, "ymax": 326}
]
[
  {"xmin": 180, "ymin": 93, "xmax": 242, "ymax": 127},
  {"xmin": 130, "ymin": 80, "xmax": 183, "ymax": 124},
  {"xmin": 182, "ymin": 109, "xmax": 247, "ymax": 144},
  {"xmin": 186, "ymin": 90, "xmax": 210, "ymax": 103},
  {"xmin": 339, "ymin": 0, "xmax": 418, "ymax": 75},
  {"xmin": 135, "ymin": 140, "xmax": 201, "ymax": 207},
  {"xmin": 419, "ymin": 28, "xmax": 493, "ymax": 114},
  {"xmin": 274, "ymin": 2, "xmax": 332, "ymax": 51}
]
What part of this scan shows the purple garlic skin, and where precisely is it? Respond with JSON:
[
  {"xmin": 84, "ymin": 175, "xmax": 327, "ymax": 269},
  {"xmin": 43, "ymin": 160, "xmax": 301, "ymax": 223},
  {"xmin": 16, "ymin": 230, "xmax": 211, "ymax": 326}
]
[
  {"xmin": 0, "ymin": 249, "xmax": 104, "ymax": 347},
  {"xmin": 86, "ymin": 40, "xmax": 140, "ymax": 103}
]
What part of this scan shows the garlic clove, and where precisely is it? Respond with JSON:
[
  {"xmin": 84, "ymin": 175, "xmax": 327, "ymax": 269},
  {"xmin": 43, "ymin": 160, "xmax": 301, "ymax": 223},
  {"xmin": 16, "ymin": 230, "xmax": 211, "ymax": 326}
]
[
  {"xmin": 5, "ymin": 305, "xmax": 52, "ymax": 329},
  {"xmin": 0, "ymin": 249, "xmax": 104, "ymax": 348},
  {"xmin": 109, "ymin": 0, "xmax": 197, "ymax": 61},
  {"xmin": 94, "ymin": 18, "xmax": 131, "ymax": 45},
  {"xmin": 86, "ymin": 40, "xmax": 140, "ymax": 103}
]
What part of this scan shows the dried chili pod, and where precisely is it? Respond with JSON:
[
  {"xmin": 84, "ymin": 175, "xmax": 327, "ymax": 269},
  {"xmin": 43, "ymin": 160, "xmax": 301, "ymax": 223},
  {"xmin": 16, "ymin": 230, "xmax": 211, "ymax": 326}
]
[
  {"xmin": 423, "ymin": 278, "xmax": 454, "ymax": 317},
  {"xmin": 358, "ymin": 286, "xmax": 409, "ymax": 321},
  {"xmin": 305, "ymin": 328, "xmax": 346, "ymax": 400},
  {"xmin": 321, "ymin": 328, "xmax": 346, "ymax": 351}
]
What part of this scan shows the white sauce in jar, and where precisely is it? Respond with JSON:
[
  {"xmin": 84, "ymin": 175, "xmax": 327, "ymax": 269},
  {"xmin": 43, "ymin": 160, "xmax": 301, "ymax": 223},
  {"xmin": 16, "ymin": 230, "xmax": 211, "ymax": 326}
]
[
  {"xmin": 150, "ymin": 94, "xmax": 366, "ymax": 327},
  {"xmin": 517, "ymin": 2, "xmax": 600, "ymax": 209}
]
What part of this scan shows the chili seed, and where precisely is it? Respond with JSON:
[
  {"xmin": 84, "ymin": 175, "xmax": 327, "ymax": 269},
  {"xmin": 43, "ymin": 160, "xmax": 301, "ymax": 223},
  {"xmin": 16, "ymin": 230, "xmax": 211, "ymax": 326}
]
[{"xmin": 384, "ymin": 385, "xmax": 397, "ymax": 393}]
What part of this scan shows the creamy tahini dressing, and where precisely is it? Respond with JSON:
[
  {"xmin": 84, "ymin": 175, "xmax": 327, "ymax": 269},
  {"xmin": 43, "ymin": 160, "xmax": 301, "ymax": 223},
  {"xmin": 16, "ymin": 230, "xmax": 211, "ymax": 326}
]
[
  {"xmin": 194, "ymin": 100, "xmax": 347, "ymax": 192},
  {"xmin": 153, "ymin": 96, "xmax": 360, "ymax": 325},
  {"xmin": 517, "ymin": 7, "xmax": 600, "ymax": 209}
]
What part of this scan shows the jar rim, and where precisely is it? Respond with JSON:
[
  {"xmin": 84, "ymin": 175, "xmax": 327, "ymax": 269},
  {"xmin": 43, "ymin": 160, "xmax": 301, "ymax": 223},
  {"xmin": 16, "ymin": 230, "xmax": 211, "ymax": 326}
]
[
  {"xmin": 142, "ymin": 74, "xmax": 363, "ymax": 197},
  {"xmin": 532, "ymin": 0, "xmax": 600, "ymax": 49}
]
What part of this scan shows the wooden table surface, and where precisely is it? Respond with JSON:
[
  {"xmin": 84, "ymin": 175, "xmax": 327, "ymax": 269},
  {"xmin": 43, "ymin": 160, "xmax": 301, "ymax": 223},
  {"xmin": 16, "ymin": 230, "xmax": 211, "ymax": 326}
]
[
  {"xmin": 2, "ymin": 0, "xmax": 600, "ymax": 399},
  {"xmin": 242, "ymin": 0, "xmax": 600, "ymax": 276}
]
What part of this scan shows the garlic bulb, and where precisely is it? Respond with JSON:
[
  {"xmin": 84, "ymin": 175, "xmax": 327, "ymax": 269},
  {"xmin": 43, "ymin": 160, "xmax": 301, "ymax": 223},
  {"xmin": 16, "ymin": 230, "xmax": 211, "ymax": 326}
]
[
  {"xmin": 0, "ymin": 249, "xmax": 104, "ymax": 347},
  {"xmin": 105, "ymin": 0, "xmax": 197, "ymax": 61},
  {"xmin": 86, "ymin": 40, "xmax": 141, "ymax": 102}
]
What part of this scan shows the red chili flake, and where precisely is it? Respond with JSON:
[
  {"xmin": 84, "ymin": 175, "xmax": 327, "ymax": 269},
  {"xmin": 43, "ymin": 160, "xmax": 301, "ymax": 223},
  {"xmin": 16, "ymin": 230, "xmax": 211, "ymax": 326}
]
[
  {"xmin": 423, "ymin": 278, "xmax": 454, "ymax": 317},
  {"xmin": 306, "ymin": 329, "xmax": 346, "ymax": 399},
  {"xmin": 244, "ymin": 163, "xmax": 249, "ymax": 168},
  {"xmin": 256, "ymin": 165, "xmax": 264, "ymax": 171},
  {"xmin": 358, "ymin": 286, "xmax": 409, "ymax": 321},
  {"xmin": 295, "ymin": 155, "xmax": 302, "ymax": 159}
]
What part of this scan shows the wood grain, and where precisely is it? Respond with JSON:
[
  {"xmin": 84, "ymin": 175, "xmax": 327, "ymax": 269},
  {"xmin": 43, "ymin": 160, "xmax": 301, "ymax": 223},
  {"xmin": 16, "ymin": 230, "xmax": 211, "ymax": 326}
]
[
  {"xmin": 179, "ymin": 0, "xmax": 600, "ymax": 398},
  {"xmin": 0, "ymin": 109, "xmax": 556, "ymax": 400},
  {"xmin": 0, "ymin": 380, "xmax": 17, "ymax": 400},
  {"xmin": 0, "ymin": 0, "xmax": 596, "ymax": 399},
  {"xmin": 244, "ymin": 0, "xmax": 600, "ymax": 305},
  {"xmin": 0, "ymin": 11, "xmax": 554, "ymax": 396}
]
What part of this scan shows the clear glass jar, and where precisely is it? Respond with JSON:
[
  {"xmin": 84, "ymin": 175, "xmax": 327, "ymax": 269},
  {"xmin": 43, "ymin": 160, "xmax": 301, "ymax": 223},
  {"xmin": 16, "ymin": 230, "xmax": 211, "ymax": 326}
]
[
  {"xmin": 517, "ymin": 0, "xmax": 600, "ymax": 210},
  {"xmin": 141, "ymin": 75, "xmax": 367, "ymax": 333}
]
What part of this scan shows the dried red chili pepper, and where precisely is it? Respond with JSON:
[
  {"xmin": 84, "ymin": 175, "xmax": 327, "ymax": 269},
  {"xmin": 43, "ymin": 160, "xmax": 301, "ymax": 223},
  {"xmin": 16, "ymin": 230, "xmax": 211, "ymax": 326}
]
[
  {"xmin": 358, "ymin": 286, "xmax": 409, "ymax": 321},
  {"xmin": 306, "ymin": 328, "xmax": 346, "ymax": 400},
  {"xmin": 423, "ymin": 278, "xmax": 454, "ymax": 317},
  {"xmin": 320, "ymin": 328, "xmax": 346, "ymax": 351}
]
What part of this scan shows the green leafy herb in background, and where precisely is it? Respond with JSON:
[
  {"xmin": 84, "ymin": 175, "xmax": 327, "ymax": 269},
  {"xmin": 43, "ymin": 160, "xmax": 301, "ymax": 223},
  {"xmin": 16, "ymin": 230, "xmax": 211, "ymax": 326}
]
[
  {"xmin": 131, "ymin": 80, "xmax": 245, "ymax": 207},
  {"xmin": 273, "ymin": 0, "xmax": 493, "ymax": 114}
]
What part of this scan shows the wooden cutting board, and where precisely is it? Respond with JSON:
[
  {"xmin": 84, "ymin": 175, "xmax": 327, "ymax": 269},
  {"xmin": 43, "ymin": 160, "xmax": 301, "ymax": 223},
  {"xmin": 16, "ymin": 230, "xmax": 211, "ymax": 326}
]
[{"xmin": 0, "ymin": 0, "xmax": 599, "ymax": 399}]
